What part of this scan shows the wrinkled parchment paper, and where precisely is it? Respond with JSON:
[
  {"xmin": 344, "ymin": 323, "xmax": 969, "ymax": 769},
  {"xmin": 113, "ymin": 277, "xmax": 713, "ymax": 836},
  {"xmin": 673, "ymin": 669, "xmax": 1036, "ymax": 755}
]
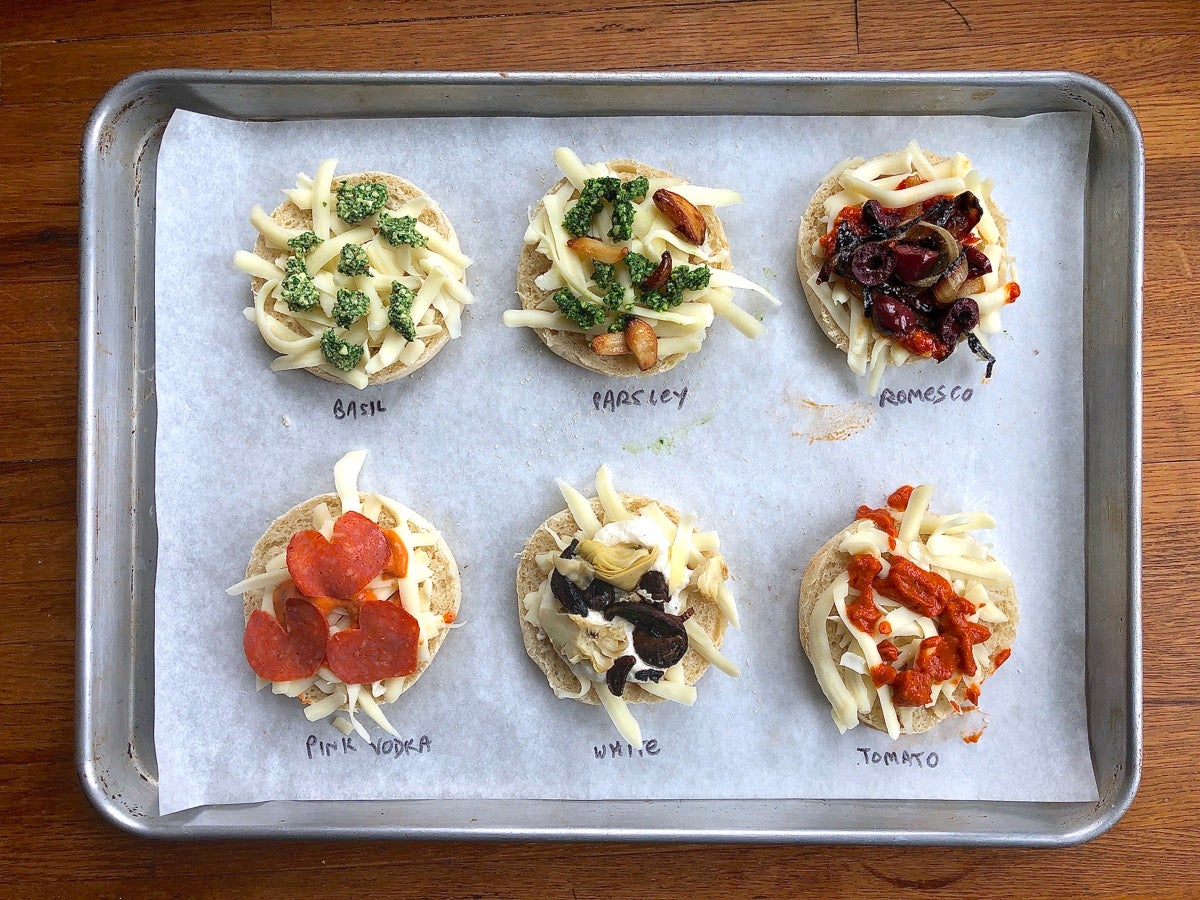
[{"xmin": 154, "ymin": 108, "xmax": 1097, "ymax": 815}]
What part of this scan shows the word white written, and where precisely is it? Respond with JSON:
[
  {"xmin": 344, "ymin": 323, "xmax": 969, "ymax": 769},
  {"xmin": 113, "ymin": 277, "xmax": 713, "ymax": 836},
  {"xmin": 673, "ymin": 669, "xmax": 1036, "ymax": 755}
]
[
  {"xmin": 856, "ymin": 747, "xmax": 940, "ymax": 768},
  {"xmin": 877, "ymin": 385, "xmax": 974, "ymax": 408},
  {"xmin": 593, "ymin": 387, "xmax": 688, "ymax": 412},
  {"xmin": 305, "ymin": 733, "xmax": 431, "ymax": 760},
  {"xmin": 594, "ymin": 739, "xmax": 661, "ymax": 760}
]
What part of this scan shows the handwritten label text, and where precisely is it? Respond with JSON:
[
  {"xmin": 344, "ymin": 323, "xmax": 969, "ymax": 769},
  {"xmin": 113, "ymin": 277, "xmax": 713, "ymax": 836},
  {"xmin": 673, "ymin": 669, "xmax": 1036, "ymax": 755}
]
[
  {"xmin": 594, "ymin": 739, "xmax": 660, "ymax": 760},
  {"xmin": 855, "ymin": 747, "xmax": 940, "ymax": 768},
  {"xmin": 305, "ymin": 733, "xmax": 431, "ymax": 760},
  {"xmin": 877, "ymin": 385, "xmax": 974, "ymax": 408},
  {"xmin": 333, "ymin": 398, "xmax": 388, "ymax": 420},
  {"xmin": 593, "ymin": 387, "xmax": 688, "ymax": 413}
]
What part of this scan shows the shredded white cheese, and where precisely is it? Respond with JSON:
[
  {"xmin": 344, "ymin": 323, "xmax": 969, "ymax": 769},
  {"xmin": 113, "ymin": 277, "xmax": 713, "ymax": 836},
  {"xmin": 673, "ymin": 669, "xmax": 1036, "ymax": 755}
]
[
  {"xmin": 807, "ymin": 484, "xmax": 1012, "ymax": 740},
  {"xmin": 239, "ymin": 160, "xmax": 474, "ymax": 389}
]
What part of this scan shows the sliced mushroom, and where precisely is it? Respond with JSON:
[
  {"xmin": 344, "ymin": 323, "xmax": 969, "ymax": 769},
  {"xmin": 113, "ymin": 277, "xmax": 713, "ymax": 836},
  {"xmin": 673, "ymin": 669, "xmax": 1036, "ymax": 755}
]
[
  {"xmin": 606, "ymin": 655, "xmax": 636, "ymax": 696},
  {"xmin": 551, "ymin": 570, "xmax": 588, "ymax": 617},
  {"xmin": 633, "ymin": 627, "xmax": 689, "ymax": 669},
  {"xmin": 566, "ymin": 236, "xmax": 629, "ymax": 264}
]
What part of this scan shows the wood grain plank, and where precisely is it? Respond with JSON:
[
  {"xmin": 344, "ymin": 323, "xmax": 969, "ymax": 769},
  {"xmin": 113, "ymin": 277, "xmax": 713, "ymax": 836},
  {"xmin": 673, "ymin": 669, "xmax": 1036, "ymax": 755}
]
[
  {"xmin": 2, "ymin": 701, "xmax": 1194, "ymax": 892},
  {"xmin": 0, "ymin": 459, "xmax": 75, "ymax": 523},
  {"xmin": 857, "ymin": 0, "xmax": 1200, "ymax": 51},
  {"xmin": 0, "ymin": 281, "xmax": 78, "ymax": 346},
  {"xmin": 0, "ymin": 3, "xmax": 857, "ymax": 106},
  {"xmin": 0, "ymin": 0, "xmax": 270, "ymax": 45},
  {"xmin": 0, "ymin": 342, "xmax": 77, "ymax": 462},
  {"xmin": 270, "ymin": 0, "xmax": 768, "ymax": 27}
]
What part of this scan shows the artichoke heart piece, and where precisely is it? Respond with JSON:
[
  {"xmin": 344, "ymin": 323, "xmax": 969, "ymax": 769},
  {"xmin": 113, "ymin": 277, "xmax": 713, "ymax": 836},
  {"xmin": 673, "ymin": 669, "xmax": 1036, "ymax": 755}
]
[
  {"xmin": 553, "ymin": 554, "xmax": 596, "ymax": 589},
  {"xmin": 567, "ymin": 614, "xmax": 629, "ymax": 673},
  {"xmin": 576, "ymin": 539, "xmax": 656, "ymax": 591}
]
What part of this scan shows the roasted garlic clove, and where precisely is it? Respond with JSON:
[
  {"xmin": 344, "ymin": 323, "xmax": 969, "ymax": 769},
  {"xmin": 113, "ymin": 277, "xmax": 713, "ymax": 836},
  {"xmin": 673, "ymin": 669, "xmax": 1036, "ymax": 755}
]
[
  {"xmin": 652, "ymin": 189, "xmax": 707, "ymax": 245},
  {"xmin": 624, "ymin": 317, "xmax": 658, "ymax": 371},
  {"xmin": 566, "ymin": 236, "xmax": 630, "ymax": 264}
]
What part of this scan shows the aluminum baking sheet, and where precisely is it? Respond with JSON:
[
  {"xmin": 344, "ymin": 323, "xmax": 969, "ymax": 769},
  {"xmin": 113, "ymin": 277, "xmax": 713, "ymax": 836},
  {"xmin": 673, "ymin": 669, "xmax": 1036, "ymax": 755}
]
[{"xmin": 78, "ymin": 71, "xmax": 1142, "ymax": 844}]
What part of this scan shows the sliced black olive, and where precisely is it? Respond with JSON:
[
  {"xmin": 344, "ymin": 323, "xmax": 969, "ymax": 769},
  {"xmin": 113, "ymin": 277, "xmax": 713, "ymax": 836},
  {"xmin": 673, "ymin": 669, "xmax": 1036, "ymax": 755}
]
[
  {"xmin": 605, "ymin": 602, "xmax": 687, "ymax": 638},
  {"xmin": 633, "ymin": 628, "xmax": 690, "ymax": 669},
  {"xmin": 606, "ymin": 655, "xmax": 636, "ymax": 697},
  {"xmin": 633, "ymin": 668, "xmax": 665, "ymax": 682},
  {"xmin": 848, "ymin": 241, "xmax": 896, "ymax": 287},
  {"xmin": 871, "ymin": 294, "xmax": 917, "ymax": 338},
  {"xmin": 582, "ymin": 577, "xmax": 615, "ymax": 612},
  {"xmin": 964, "ymin": 244, "xmax": 992, "ymax": 279},
  {"xmin": 636, "ymin": 570, "xmax": 670, "ymax": 606},
  {"xmin": 559, "ymin": 539, "xmax": 579, "ymax": 560},
  {"xmin": 862, "ymin": 199, "xmax": 901, "ymax": 235},
  {"xmin": 550, "ymin": 570, "xmax": 587, "ymax": 616}
]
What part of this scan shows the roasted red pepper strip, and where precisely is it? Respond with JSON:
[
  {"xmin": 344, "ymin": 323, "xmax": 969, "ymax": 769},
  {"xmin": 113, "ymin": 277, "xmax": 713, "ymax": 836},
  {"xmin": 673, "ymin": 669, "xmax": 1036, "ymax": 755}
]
[
  {"xmin": 286, "ymin": 511, "xmax": 390, "ymax": 600},
  {"xmin": 891, "ymin": 669, "xmax": 933, "ymax": 706},
  {"xmin": 383, "ymin": 529, "xmax": 409, "ymax": 579},
  {"xmin": 325, "ymin": 599, "xmax": 420, "ymax": 684},
  {"xmin": 243, "ymin": 596, "xmax": 327, "ymax": 681}
]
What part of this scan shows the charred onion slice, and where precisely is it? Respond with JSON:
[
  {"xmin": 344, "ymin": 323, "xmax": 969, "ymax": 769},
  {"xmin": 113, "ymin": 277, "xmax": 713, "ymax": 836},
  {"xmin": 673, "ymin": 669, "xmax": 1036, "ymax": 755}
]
[
  {"xmin": 942, "ymin": 192, "xmax": 984, "ymax": 241},
  {"xmin": 932, "ymin": 250, "xmax": 969, "ymax": 304},
  {"xmin": 566, "ymin": 236, "xmax": 629, "ymax": 264},
  {"xmin": 967, "ymin": 331, "xmax": 996, "ymax": 379}
]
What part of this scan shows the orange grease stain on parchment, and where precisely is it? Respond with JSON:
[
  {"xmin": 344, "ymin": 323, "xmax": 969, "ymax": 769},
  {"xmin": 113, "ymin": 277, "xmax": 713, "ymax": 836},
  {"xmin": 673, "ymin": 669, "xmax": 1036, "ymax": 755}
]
[{"xmin": 785, "ymin": 394, "xmax": 875, "ymax": 444}]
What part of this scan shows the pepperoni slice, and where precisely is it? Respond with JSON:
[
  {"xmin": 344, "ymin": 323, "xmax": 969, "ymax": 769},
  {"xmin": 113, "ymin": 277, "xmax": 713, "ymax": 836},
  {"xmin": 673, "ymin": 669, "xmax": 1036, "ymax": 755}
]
[
  {"xmin": 243, "ymin": 596, "xmax": 328, "ymax": 681},
  {"xmin": 325, "ymin": 599, "xmax": 420, "ymax": 684},
  {"xmin": 286, "ymin": 511, "xmax": 390, "ymax": 600}
]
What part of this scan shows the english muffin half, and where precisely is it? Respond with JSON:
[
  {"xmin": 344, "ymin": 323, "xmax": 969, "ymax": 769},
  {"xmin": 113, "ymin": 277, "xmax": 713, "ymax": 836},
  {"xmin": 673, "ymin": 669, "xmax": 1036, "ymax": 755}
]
[
  {"xmin": 228, "ymin": 451, "xmax": 460, "ymax": 738},
  {"xmin": 796, "ymin": 141, "xmax": 1018, "ymax": 395},
  {"xmin": 235, "ymin": 162, "xmax": 473, "ymax": 389},
  {"xmin": 516, "ymin": 465, "xmax": 739, "ymax": 747},
  {"xmin": 798, "ymin": 484, "xmax": 1017, "ymax": 739},
  {"xmin": 504, "ymin": 148, "xmax": 777, "ymax": 376}
]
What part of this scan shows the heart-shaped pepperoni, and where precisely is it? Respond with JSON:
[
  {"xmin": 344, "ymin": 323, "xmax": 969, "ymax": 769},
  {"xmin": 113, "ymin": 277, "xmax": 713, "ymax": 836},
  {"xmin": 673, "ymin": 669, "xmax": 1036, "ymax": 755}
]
[
  {"xmin": 287, "ymin": 511, "xmax": 390, "ymax": 600},
  {"xmin": 325, "ymin": 600, "xmax": 420, "ymax": 684},
  {"xmin": 243, "ymin": 596, "xmax": 328, "ymax": 681}
]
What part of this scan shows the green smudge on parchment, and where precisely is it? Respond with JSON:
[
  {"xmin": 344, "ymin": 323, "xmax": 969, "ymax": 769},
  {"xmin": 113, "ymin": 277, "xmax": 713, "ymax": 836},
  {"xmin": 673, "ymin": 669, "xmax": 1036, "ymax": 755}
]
[{"xmin": 623, "ymin": 412, "xmax": 716, "ymax": 455}]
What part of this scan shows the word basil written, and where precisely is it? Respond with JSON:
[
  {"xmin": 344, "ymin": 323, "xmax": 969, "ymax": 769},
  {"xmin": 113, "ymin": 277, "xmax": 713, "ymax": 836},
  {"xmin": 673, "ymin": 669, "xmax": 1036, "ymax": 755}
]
[
  {"xmin": 877, "ymin": 385, "xmax": 974, "ymax": 408},
  {"xmin": 594, "ymin": 739, "xmax": 661, "ymax": 760},
  {"xmin": 855, "ymin": 747, "xmax": 940, "ymax": 769},
  {"xmin": 333, "ymin": 398, "xmax": 388, "ymax": 420},
  {"xmin": 305, "ymin": 733, "xmax": 431, "ymax": 760},
  {"xmin": 593, "ymin": 387, "xmax": 688, "ymax": 412}
]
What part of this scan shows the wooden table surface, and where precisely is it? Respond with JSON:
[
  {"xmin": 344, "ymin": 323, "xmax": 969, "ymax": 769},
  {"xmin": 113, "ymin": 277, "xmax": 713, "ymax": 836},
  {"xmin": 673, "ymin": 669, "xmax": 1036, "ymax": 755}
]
[{"xmin": 3, "ymin": 0, "xmax": 1195, "ymax": 895}]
